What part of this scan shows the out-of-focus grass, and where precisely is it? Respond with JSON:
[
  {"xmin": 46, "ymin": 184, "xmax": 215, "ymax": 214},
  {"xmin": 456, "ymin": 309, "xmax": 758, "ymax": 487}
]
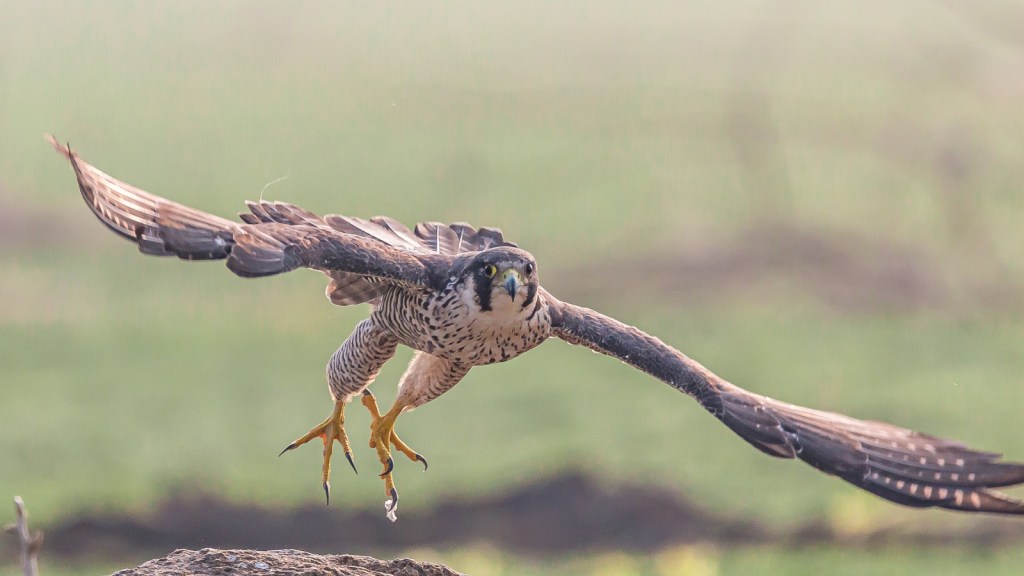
[
  {"xmin": 372, "ymin": 545, "xmax": 1024, "ymax": 576},
  {"xmin": 2, "ymin": 252, "xmax": 1023, "ymax": 527},
  {"xmin": 3, "ymin": 2, "xmax": 1024, "ymax": 270},
  {"xmin": 0, "ymin": 562, "xmax": 127, "ymax": 576}
]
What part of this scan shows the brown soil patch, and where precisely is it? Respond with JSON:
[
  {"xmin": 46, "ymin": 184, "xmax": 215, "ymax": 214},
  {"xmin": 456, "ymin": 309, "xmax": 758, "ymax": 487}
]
[
  {"xmin": 10, "ymin": 474, "xmax": 1024, "ymax": 565},
  {"xmin": 0, "ymin": 181, "xmax": 94, "ymax": 250},
  {"xmin": 553, "ymin": 223, "xmax": 1022, "ymax": 314}
]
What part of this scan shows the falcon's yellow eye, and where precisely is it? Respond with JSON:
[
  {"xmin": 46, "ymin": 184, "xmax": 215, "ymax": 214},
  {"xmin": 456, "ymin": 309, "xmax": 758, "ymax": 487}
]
[{"xmin": 483, "ymin": 264, "xmax": 497, "ymax": 278}]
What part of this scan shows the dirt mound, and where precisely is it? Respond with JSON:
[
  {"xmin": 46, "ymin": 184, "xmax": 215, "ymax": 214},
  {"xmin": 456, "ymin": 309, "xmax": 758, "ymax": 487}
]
[{"xmin": 111, "ymin": 549, "xmax": 464, "ymax": 576}]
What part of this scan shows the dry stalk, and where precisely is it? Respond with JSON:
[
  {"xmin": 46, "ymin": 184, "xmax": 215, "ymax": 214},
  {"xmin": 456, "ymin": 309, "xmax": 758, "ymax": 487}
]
[{"xmin": 4, "ymin": 497, "xmax": 42, "ymax": 576}]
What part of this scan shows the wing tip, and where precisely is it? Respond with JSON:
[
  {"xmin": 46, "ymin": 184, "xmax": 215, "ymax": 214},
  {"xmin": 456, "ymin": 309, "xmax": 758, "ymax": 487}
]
[
  {"xmin": 737, "ymin": 390, "xmax": 1024, "ymax": 516},
  {"xmin": 45, "ymin": 133, "xmax": 75, "ymax": 163},
  {"xmin": 946, "ymin": 489, "xmax": 1024, "ymax": 515},
  {"xmin": 44, "ymin": 132, "xmax": 62, "ymax": 149}
]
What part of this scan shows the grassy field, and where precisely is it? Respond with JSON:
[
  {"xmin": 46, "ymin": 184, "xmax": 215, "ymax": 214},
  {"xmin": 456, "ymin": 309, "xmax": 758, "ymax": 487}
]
[
  {"xmin": 412, "ymin": 546, "xmax": 1024, "ymax": 576},
  {"xmin": 3, "ymin": 1, "xmax": 1024, "ymax": 574}
]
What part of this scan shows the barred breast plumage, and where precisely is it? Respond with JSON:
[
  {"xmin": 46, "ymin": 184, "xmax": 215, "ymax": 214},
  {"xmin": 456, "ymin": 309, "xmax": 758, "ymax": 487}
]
[{"xmin": 372, "ymin": 279, "xmax": 551, "ymax": 366}]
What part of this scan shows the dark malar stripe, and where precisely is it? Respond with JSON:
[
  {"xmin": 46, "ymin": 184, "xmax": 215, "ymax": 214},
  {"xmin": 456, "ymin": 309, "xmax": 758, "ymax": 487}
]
[{"xmin": 474, "ymin": 275, "xmax": 492, "ymax": 312}]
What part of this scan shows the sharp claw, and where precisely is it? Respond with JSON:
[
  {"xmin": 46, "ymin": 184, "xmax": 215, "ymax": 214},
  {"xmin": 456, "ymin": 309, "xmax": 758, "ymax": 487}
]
[
  {"xmin": 380, "ymin": 456, "xmax": 394, "ymax": 477},
  {"xmin": 362, "ymin": 389, "xmax": 373, "ymax": 396},
  {"xmin": 345, "ymin": 452, "xmax": 358, "ymax": 474},
  {"xmin": 323, "ymin": 481, "xmax": 331, "ymax": 506},
  {"xmin": 388, "ymin": 488, "xmax": 398, "ymax": 512},
  {"xmin": 415, "ymin": 454, "xmax": 428, "ymax": 471},
  {"xmin": 278, "ymin": 442, "xmax": 297, "ymax": 457}
]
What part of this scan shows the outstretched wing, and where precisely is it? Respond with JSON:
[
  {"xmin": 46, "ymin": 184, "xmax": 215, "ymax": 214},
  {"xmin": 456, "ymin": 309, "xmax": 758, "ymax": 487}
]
[
  {"xmin": 544, "ymin": 291, "xmax": 1024, "ymax": 514},
  {"xmin": 49, "ymin": 137, "xmax": 518, "ymax": 305},
  {"xmin": 45, "ymin": 139, "xmax": 415, "ymax": 294}
]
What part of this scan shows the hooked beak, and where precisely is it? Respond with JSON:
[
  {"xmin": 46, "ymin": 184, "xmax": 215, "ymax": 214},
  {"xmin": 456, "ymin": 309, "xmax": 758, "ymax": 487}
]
[{"xmin": 502, "ymin": 269, "xmax": 523, "ymax": 300}]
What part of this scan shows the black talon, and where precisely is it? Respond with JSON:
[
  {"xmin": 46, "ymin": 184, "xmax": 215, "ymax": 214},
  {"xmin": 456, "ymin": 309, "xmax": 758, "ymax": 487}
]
[
  {"xmin": 388, "ymin": 488, "xmax": 399, "ymax": 512},
  {"xmin": 345, "ymin": 451, "xmax": 358, "ymax": 474},
  {"xmin": 415, "ymin": 454, "xmax": 428, "ymax": 471},
  {"xmin": 362, "ymin": 389, "xmax": 373, "ymax": 397},
  {"xmin": 380, "ymin": 456, "xmax": 394, "ymax": 477},
  {"xmin": 323, "ymin": 481, "xmax": 330, "ymax": 506},
  {"xmin": 278, "ymin": 442, "xmax": 296, "ymax": 457}
]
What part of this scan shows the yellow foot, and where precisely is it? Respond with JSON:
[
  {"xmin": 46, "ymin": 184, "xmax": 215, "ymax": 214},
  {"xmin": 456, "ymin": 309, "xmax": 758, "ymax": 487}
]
[
  {"xmin": 278, "ymin": 399, "xmax": 355, "ymax": 506},
  {"xmin": 361, "ymin": 390, "xmax": 427, "ymax": 521}
]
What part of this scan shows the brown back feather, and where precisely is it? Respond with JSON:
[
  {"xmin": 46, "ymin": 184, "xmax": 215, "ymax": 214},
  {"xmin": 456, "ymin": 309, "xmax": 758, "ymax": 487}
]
[{"xmin": 237, "ymin": 203, "xmax": 516, "ymax": 306}]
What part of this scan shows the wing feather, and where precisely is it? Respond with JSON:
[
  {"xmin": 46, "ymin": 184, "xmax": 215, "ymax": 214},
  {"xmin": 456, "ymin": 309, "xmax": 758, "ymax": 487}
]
[
  {"xmin": 49, "ymin": 137, "xmax": 430, "ymax": 289},
  {"xmin": 325, "ymin": 214, "xmax": 426, "ymax": 253},
  {"xmin": 371, "ymin": 216, "xmax": 424, "ymax": 249},
  {"xmin": 326, "ymin": 271, "xmax": 389, "ymax": 306},
  {"xmin": 415, "ymin": 221, "xmax": 461, "ymax": 255},
  {"xmin": 50, "ymin": 136, "xmax": 520, "ymax": 304},
  {"xmin": 544, "ymin": 290, "xmax": 1024, "ymax": 515}
]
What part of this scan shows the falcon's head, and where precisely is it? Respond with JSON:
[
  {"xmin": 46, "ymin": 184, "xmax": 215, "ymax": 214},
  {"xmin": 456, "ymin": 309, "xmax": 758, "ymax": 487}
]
[{"xmin": 463, "ymin": 246, "xmax": 539, "ymax": 314}]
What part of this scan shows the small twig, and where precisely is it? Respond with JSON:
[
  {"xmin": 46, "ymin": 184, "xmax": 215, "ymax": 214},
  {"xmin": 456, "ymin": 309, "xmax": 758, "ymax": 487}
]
[{"xmin": 4, "ymin": 497, "xmax": 42, "ymax": 576}]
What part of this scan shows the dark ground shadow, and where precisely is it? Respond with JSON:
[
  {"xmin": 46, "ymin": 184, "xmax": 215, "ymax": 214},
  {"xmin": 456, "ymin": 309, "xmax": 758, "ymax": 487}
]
[{"xmin": 7, "ymin": 473, "xmax": 1023, "ymax": 565}]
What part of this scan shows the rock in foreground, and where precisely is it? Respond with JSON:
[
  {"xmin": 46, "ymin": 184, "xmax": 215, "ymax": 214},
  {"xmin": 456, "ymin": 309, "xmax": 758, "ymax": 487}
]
[{"xmin": 110, "ymin": 548, "xmax": 466, "ymax": 576}]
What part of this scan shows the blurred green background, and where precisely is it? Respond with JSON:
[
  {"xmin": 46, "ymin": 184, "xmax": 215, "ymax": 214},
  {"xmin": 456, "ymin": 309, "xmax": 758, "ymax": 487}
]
[{"xmin": 2, "ymin": 1, "xmax": 1024, "ymax": 574}]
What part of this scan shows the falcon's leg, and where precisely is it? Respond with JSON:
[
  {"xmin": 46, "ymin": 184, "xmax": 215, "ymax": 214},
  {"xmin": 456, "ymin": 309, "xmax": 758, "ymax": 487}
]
[
  {"xmin": 279, "ymin": 318, "xmax": 398, "ymax": 505},
  {"xmin": 362, "ymin": 351, "xmax": 471, "ymax": 521}
]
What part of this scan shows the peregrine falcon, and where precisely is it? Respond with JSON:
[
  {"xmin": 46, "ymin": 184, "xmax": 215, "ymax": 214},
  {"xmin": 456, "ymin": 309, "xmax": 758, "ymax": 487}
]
[{"xmin": 49, "ymin": 136, "xmax": 1024, "ymax": 520}]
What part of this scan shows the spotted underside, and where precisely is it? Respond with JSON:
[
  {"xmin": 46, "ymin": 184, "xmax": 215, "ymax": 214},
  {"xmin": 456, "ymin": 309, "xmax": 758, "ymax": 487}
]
[
  {"xmin": 52, "ymin": 135, "xmax": 1024, "ymax": 516},
  {"xmin": 373, "ymin": 280, "xmax": 550, "ymax": 366}
]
